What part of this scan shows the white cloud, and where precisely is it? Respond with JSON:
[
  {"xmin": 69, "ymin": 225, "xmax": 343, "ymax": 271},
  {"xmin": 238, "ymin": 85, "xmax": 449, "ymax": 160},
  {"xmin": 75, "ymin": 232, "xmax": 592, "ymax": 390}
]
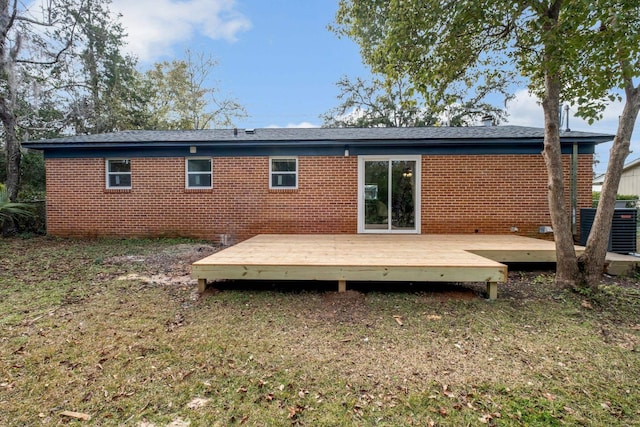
[
  {"xmin": 286, "ymin": 121, "xmax": 319, "ymax": 128},
  {"xmin": 505, "ymin": 89, "xmax": 640, "ymax": 174},
  {"xmin": 504, "ymin": 90, "xmax": 543, "ymax": 127},
  {"xmin": 505, "ymin": 89, "xmax": 627, "ymax": 133},
  {"xmin": 266, "ymin": 122, "xmax": 319, "ymax": 129},
  {"xmin": 111, "ymin": 0, "xmax": 251, "ymax": 62}
]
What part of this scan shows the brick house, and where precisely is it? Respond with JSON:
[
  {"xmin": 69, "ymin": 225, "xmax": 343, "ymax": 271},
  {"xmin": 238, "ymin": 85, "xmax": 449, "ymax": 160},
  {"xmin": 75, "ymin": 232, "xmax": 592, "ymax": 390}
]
[{"xmin": 23, "ymin": 126, "xmax": 611, "ymax": 242}]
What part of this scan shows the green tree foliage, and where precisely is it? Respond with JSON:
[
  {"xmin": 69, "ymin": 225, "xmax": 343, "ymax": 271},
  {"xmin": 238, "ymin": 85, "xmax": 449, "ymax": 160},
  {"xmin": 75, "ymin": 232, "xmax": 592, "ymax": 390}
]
[
  {"xmin": 67, "ymin": 0, "xmax": 153, "ymax": 134},
  {"xmin": 145, "ymin": 50, "xmax": 246, "ymax": 130},
  {"xmin": 322, "ymin": 76, "xmax": 437, "ymax": 128},
  {"xmin": 321, "ymin": 75, "xmax": 509, "ymax": 128},
  {"xmin": 334, "ymin": 0, "xmax": 640, "ymax": 289},
  {"xmin": 1, "ymin": 0, "xmax": 79, "ymax": 201}
]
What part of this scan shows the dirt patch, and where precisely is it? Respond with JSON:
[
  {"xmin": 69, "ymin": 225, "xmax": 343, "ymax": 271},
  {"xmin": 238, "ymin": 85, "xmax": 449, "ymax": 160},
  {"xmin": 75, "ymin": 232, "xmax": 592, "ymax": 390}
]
[
  {"xmin": 315, "ymin": 290, "xmax": 368, "ymax": 323},
  {"xmin": 107, "ymin": 243, "xmax": 217, "ymax": 269},
  {"xmin": 108, "ymin": 243, "xmax": 218, "ymax": 287},
  {"xmin": 417, "ymin": 284, "xmax": 480, "ymax": 301}
]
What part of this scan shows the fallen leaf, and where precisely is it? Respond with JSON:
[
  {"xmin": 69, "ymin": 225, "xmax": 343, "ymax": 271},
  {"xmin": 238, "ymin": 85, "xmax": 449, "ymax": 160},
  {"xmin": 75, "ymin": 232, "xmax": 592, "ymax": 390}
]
[
  {"xmin": 288, "ymin": 405, "xmax": 303, "ymax": 419},
  {"xmin": 479, "ymin": 412, "xmax": 501, "ymax": 422},
  {"xmin": 581, "ymin": 300, "xmax": 593, "ymax": 309},
  {"xmin": 59, "ymin": 411, "xmax": 91, "ymax": 421},
  {"xmin": 543, "ymin": 392, "xmax": 556, "ymax": 401},
  {"xmin": 478, "ymin": 414, "xmax": 492, "ymax": 423},
  {"xmin": 166, "ymin": 419, "xmax": 190, "ymax": 427},
  {"xmin": 438, "ymin": 407, "xmax": 448, "ymax": 416},
  {"xmin": 186, "ymin": 397, "xmax": 210, "ymax": 410},
  {"xmin": 442, "ymin": 385, "xmax": 455, "ymax": 398}
]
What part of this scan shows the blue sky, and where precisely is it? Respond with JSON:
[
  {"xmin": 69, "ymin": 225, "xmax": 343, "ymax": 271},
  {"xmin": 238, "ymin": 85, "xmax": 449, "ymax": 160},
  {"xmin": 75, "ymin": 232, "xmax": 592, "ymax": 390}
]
[
  {"xmin": 111, "ymin": 0, "xmax": 637, "ymax": 174},
  {"xmin": 113, "ymin": 0, "xmax": 370, "ymax": 129}
]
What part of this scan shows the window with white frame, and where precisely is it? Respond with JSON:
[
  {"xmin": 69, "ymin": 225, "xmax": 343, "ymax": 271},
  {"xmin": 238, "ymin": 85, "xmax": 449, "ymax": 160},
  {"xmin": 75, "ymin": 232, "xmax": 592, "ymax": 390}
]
[
  {"xmin": 270, "ymin": 157, "xmax": 298, "ymax": 189},
  {"xmin": 106, "ymin": 159, "xmax": 131, "ymax": 189},
  {"xmin": 186, "ymin": 158, "xmax": 213, "ymax": 188}
]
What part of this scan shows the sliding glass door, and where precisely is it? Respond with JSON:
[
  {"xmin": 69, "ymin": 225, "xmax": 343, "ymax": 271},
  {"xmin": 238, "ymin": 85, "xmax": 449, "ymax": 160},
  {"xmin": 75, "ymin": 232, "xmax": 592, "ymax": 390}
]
[{"xmin": 358, "ymin": 156, "xmax": 420, "ymax": 233}]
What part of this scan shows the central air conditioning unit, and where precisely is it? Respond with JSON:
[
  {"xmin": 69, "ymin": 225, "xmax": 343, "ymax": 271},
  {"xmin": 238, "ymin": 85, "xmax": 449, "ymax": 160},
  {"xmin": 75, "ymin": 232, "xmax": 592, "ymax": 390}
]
[{"xmin": 580, "ymin": 208, "xmax": 637, "ymax": 254}]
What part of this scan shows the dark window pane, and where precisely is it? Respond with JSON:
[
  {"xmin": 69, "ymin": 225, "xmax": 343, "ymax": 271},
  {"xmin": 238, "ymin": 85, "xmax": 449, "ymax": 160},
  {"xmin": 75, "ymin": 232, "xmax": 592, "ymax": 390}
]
[
  {"xmin": 271, "ymin": 173, "xmax": 296, "ymax": 187},
  {"xmin": 272, "ymin": 159, "xmax": 296, "ymax": 172},
  {"xmin": 108, "ymin": 160, "xmax": 130, "ymax": 173},
  {"xmin": 188, "ymin": 173, "xmax": 212, "ymax": 187},
  {"xmin": 188, "ymin": 159, "xmax": 211, "ymax": 172},
  {"xmin": 109, "ymin": 174, "xmax": 131, "ymax": 187}
]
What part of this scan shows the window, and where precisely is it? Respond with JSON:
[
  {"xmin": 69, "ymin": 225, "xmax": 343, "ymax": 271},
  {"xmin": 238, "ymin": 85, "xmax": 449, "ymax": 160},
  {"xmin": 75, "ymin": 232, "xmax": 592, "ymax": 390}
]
[
  {"xmin": 270, "ymin": 157, "xmax": 298, "ymax": 189},
  {"xmin": 186, "ymin": 158, "xmax": 213, "ymax": 188},
  {"xmin": 106, "ymin": 159, "xmax": 131, "ymax": 189}
]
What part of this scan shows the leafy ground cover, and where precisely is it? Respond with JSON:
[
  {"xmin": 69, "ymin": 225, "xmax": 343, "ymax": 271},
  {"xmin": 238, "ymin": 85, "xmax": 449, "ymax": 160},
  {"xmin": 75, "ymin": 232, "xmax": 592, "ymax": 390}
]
[{"xmin": 0, "ymin": 237, "xmax": 639, "ymax": 426}]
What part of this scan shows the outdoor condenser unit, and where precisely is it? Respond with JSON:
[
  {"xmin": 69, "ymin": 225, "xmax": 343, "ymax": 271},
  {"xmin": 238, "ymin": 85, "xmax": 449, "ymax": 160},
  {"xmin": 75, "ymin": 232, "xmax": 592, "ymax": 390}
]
[{"xmin": 580, "ymin": 208, "xmax": 637, "ymax": 254}]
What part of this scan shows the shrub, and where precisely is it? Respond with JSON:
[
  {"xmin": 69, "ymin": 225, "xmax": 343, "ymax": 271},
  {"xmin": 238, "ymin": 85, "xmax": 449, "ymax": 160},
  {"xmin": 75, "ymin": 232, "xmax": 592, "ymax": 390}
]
[{"xmin": 0, "ymin": 186, "xmax": 36, "ymax": 236}]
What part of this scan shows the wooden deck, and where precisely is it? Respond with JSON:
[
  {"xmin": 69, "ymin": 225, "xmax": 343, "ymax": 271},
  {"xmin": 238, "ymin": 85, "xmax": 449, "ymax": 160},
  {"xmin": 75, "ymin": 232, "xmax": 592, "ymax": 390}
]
[{"xmin": 192, "ymin": 234, "xmax": 575, "ymax": 299}]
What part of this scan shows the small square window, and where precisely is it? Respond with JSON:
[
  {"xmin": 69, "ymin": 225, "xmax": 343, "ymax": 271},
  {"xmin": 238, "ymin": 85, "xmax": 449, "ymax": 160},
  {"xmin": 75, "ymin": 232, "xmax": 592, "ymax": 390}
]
[
  {"xmin": 186, "ymin": 158, "xmax": 213, "ymax": 189},
  {"xmin": 106, "ymin": 159, "xmax": 131, "ymax": 189},
  {"xmin": 270, "ymin": 157, "xmax": 298, "ymax": 189}
]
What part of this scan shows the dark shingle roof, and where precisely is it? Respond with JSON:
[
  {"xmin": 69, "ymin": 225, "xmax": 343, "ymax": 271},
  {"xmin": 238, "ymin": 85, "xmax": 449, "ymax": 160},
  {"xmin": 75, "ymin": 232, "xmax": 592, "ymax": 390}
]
[{"xmin": 24, "ymin": 125, "xmax": 613, "ymax": 147}]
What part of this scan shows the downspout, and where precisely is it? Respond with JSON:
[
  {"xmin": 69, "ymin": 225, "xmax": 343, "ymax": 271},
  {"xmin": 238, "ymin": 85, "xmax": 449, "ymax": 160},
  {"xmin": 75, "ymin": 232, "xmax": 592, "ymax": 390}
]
[
  {"xmin": 565, "ymin": 104, "xmax": 578, "ymax": 237},
  {"xmin": 571, "ymin": 141, "xmax": 578, "ymax": 236}
]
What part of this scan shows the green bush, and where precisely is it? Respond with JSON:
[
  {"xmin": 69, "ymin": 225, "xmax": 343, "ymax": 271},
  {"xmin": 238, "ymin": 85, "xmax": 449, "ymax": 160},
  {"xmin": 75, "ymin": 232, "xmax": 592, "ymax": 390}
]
[
  {"xmin": 20, "ymin": 150, "xmax": 46, "ymax": 192},
  {"xmin": 0, "ymin": 149, "xmax": 47, "ymax": 235},
  {"xmin": 0, "ymin": 149, "xmax": 46, "ymax": 193},
  {"xmin": 0, "ymin": 187, "xmax": 37, "ymax": 236},
  {"xmin": 592, "ymin": 192, "xmax": 639, "ymax": 208}
]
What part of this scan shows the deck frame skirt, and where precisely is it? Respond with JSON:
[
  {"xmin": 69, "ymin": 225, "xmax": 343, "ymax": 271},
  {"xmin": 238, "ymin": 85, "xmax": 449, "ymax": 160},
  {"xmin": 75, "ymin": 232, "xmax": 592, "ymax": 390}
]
[{"xmin": 192, "ymin": 234, "xmax": 577, "ymax": 300}]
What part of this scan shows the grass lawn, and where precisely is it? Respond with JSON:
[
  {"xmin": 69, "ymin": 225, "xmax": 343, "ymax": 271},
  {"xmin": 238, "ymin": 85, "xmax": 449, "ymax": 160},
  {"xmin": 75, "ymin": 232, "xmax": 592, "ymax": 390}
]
[{"xmin": 1, "ymin": 237, "xmax": 639, "ymax": 426}]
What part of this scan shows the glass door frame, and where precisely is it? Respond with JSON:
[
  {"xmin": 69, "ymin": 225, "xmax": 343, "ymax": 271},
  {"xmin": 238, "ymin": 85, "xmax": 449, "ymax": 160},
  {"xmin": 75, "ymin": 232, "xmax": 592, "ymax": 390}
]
[{"xmin": 357, "ymin": 155, "xmax": 421, "ymax": 234}]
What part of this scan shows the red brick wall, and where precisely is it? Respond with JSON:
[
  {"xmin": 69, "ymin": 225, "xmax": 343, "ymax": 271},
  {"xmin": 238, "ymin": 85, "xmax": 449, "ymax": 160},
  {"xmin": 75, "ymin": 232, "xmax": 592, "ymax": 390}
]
[
  {"xmin": 45, "ymin": 156, "xmax": 358, "ymax": 241},
  {"xmin": 421, "ymin": 154, "xmax": 592, "ymax": 237},
  {"xmin": 44, "ymin": 153, "xmax": 592, "ymax": 241}
]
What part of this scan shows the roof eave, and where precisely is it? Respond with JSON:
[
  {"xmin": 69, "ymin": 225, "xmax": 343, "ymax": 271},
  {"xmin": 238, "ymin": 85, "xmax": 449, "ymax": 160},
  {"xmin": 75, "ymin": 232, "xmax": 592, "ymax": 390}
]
[{"xmin": 22, "ymin": 135, "xmax": 611, "ymax": 151}]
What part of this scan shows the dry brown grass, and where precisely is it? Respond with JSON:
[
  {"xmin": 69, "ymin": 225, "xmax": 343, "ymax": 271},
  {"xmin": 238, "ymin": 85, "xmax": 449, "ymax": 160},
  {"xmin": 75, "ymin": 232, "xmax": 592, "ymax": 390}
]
[{"xmin": 1, "ymin": 237, "xmax": 639, "ymax": 426}]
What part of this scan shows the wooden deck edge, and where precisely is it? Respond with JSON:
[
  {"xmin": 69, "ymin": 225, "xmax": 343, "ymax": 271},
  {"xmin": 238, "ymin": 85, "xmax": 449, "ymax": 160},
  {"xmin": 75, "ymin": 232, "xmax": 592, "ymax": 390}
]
[
  {"xmin": 191, "ymin": 264, "xmax": 507, "ymax": 284},
  {"xmin": 468, "ymin": 249, "xmax": 558, "ymax": 263},
  {"xmin": 604, "ymin": 253, "xmax": 640, "ymax": 276}
]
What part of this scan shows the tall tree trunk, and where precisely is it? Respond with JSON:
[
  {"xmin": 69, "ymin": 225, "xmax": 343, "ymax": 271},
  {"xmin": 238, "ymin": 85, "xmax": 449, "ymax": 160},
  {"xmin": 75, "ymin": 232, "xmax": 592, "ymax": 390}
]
[
  {"xmin": 578, "ymin": 84, "xmax": 640, "ymax": 289},
  {"xmin": 1, "ymin": 111, "xmax": 20, "ymax": 201},
  {"xmin": 1, "ymin": 0, "xmax": 21, "ymax": 202},
  {"xmin": 542, "ymin": 72, "xmax": 579, "ymax": 288},
  {"xmin": 0, "ymin": 100, "xmax": 20, "ymax": 235}
]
